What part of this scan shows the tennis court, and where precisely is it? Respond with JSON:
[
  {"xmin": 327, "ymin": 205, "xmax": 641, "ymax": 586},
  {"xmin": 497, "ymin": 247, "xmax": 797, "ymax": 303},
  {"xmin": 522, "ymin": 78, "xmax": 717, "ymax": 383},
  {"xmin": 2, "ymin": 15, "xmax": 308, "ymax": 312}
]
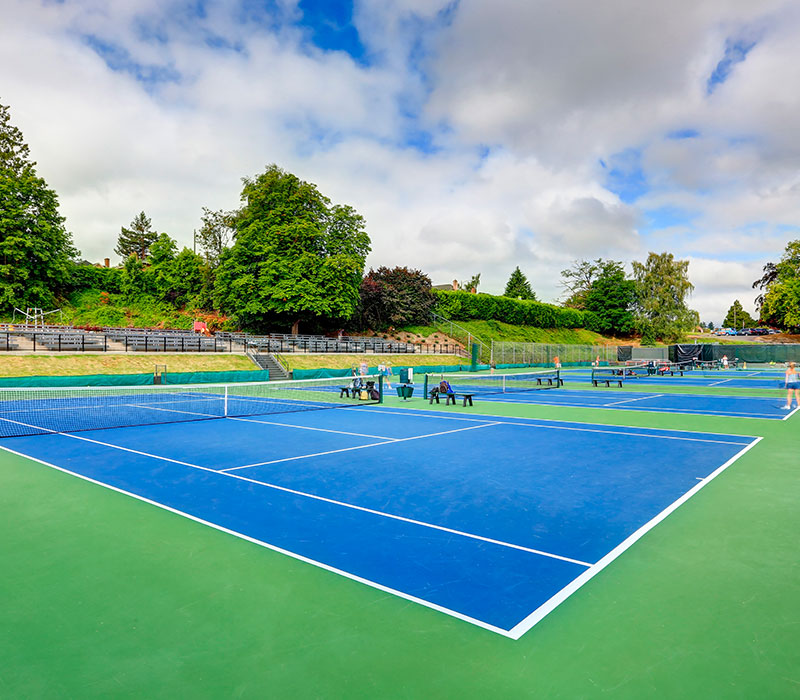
[
  {"xmin": 423, "ymin": 370, "xmax": 792, "ymax": 419},
  {"xmin": 567, "ymin": 366, "xmax": 789, "ymax": 389},
  {"xmin": 2, "ymin": 370, "xmax": 798, "ymax": 697},
  {"xmin": 0, "ymin": 379, "xmax": 760, "ymax": 637},
  {"xmin": 472, "ymin": 388, "xmax": 794, "ymax": 419}
]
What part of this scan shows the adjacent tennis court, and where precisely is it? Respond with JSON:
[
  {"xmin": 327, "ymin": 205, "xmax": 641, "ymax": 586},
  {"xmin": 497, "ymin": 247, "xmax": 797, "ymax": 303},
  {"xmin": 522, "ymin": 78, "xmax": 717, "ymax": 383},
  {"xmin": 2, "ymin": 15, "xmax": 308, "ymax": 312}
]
[{"xmin": 422, "ymin": 370, "xmax": 792, "ymax": 419}]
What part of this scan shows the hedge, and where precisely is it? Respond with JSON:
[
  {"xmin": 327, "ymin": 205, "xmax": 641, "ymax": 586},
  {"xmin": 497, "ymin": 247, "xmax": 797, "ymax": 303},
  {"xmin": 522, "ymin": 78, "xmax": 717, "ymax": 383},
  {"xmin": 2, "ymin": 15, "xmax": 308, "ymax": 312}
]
[{"xmin": 433, "ymin": 290, "xmax": 588, "ymax": 328}]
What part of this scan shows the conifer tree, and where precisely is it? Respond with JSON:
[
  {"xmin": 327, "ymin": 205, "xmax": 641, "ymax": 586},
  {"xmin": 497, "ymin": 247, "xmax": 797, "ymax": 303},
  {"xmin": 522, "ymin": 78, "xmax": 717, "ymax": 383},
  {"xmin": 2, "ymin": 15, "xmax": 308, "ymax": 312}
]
[
  {"xmin": 503, "ymin": 266, "xmax": 536, "ymax": 299},
  {"xmin": 115, "ymin": 211, "xmax": 157, "ymax": 261}
]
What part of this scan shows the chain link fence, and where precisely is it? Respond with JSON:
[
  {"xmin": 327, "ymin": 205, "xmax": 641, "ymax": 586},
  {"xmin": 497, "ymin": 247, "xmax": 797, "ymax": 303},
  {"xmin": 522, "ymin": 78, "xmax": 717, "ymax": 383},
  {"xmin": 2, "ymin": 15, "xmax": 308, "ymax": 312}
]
[{"xmin": 490, "ymin": 342, "xmax": 616, "ymax": 366}]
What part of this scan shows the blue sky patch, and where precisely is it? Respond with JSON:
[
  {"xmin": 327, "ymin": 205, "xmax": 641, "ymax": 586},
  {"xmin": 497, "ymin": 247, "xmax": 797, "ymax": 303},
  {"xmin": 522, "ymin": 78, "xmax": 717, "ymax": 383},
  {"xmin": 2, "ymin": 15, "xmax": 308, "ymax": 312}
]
[
  {"xmin": 707, "ymin": 37, "xmax": 757, "ymax": 94},
  {"xmin": 296, "ymin": 0, "xmax": 367, "ymax": 64},
  {"xmin": 668, "ymin": 128, "xmax": 700, "ymax": 140},
  {"xmin": 82, "ymin": 34, "xmax": 181, "ymax": 87},
  {"xmin": 601, "ymin": 148, "xmax": 648, "ymax": 204}
]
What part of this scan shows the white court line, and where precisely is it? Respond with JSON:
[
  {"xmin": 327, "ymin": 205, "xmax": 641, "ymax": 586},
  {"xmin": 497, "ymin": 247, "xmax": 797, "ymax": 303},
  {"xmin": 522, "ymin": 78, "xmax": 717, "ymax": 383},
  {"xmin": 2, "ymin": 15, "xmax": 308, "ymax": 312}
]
[
  {"xmin": 224, "ymin": 422, "xmax": 501, "ymax": 471},
  {"xmin": 782, "ymin": 406, "xmax": 800, "ymax": 421},
  {"xmin": 125, "ymin": 403, "xmax": 218, "ymax": 418},
  {"xmin": 506, "ymin": 436, "xmax": 764, "ymax": 639},
  {"xmin": 475, "ymin": 397, "xmax": 785, "ymax": 421},
  {"xmin": 229, "ymin": 416, "xmax": 397, "ymax": 441},
  {"xmin": 1, "ymin": 427, "xmax": 590, "ymax": 569},
  {"xmin": 365, "ymin": 406, "xmax": 760, "ymax": 440},
  {"xmin": 0, "ymin": 444, "xmax": 515, "ymax": 639},
  {"xmin": 602, "ymin": 394, "xmax": 663, "ymax": 407},
  {"xmin": 708, "ymin": 378, "xmax": 733, "ymax": 386}
]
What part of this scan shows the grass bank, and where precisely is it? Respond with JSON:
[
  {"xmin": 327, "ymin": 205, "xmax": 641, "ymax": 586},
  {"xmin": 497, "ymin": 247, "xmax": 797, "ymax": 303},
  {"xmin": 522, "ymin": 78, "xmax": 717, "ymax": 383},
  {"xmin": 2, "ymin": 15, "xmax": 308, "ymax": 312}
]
[
  {"xmin": 277, "ymin": 353, "xmax": 464, "ymax": 372},
  {"xmin": 0, "ymin": 354, "xmax": 255, "ymax": 377}
]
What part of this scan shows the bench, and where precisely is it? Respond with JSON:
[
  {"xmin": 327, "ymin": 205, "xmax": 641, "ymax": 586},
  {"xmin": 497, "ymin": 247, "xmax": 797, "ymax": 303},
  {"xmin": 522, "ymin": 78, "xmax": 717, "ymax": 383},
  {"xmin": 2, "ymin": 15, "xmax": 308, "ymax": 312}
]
[
  {"xmin": 592, "ymin": 376, "xmax": 624, "ymax": 387},
  {"xmin": 340, "ymin": 381, "xmax": 377, "ymax": 399},
  {"xmin": 428, "ymin": 387, "xmax": 475, "ymax": 406}
]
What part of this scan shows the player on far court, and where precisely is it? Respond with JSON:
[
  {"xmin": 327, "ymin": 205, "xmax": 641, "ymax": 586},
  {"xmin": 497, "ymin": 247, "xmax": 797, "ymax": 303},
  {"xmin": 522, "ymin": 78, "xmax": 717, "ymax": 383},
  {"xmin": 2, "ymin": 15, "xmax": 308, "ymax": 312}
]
[{"xmin": 783, "ymin": 362, "xmax": 799, "ymax": 410}]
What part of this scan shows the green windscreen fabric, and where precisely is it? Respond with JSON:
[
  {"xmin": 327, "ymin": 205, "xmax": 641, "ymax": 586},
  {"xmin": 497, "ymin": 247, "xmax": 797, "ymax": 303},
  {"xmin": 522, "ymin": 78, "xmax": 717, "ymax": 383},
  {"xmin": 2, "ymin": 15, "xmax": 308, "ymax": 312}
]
[
  {"xmin": 0, "ymin": 373, "xmax": 154, "ymax": 388},
  {"xmin": 292, "ymin": 368, "xmax": 353, "ymax": 380},
  {"xmin": 689, "ymin": 344, "xmax": 800, "ymax": 364},
  {"xmin": 0, "ymin": 369, "xmax": 271, "ymax": 388},
  {"xmin": 163, "ymin": 370, "xmax": 270, "ymax": 384}
]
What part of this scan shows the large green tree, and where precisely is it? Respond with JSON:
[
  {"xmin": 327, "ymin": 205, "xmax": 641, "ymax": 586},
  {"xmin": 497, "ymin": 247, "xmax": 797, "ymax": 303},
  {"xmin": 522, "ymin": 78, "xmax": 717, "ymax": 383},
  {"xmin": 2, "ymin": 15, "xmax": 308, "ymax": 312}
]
[
  {"xmin": 632, "ymin": 252, "xmax": 698, "ymax": 342},
  {"xmin": 0, "ymin": 101, "xmax": 76, "ymax": 310},
  {"xmin": 722, "ymin": 300, "xmax": 756, "ymax": 329},
  {"xmin": 116, "ymin": 211, "xmax": 157, "ymax": 261},
  {"xmin": 583, "ymin": 260, "xmax": 636, "ymax": 334},
  {"xmin": 560, "ymin": 258, "xmax": 605, "ymax": 308},
  {"xmin": 503, "ymin": 266, "xmax": 536, "ymax": 300},
  {"xmin": 759, "ymin": 240, "xmax": 800, "ymax": 328},
  {"xmin": 196, "ymin": 207, "xmax": 236, "ymax": 267},
  {"xmin": 215, "ymin": 165, "xmax": 370, "ymax": 333}
]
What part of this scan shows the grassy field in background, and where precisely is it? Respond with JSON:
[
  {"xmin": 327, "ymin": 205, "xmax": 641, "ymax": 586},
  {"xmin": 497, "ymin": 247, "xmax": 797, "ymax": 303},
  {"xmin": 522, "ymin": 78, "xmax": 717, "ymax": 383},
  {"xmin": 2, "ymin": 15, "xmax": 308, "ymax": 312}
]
[
  {"xmin": 401, "ymin": 320, "xmax": 620, "ymax": 346},
  {"xmin": 277, "ymin": 353, "xmax": 464, "ymax": 371},
  {"xmin": 0, "ymin": 354, "xmax": 255, "ymax": 377}
]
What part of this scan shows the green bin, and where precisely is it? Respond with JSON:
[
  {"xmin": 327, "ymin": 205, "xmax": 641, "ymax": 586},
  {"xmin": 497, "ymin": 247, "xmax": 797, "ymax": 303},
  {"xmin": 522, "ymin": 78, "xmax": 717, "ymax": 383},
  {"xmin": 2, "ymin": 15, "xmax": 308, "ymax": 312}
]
[{"xmin": 396, "ymin": 385, "xmax": 414, "ymax": 399}]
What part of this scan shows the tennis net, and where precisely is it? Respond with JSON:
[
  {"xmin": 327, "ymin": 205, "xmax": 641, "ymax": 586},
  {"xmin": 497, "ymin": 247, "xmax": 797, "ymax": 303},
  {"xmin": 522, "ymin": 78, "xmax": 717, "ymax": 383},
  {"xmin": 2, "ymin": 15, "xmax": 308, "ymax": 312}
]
[
  {"xmin": 0, "ymin": 375, "xmax": 382, "ymax": 438},
  {"xmin": 424, "ymin": 370, "xmax": 562, "ymax": 397}
]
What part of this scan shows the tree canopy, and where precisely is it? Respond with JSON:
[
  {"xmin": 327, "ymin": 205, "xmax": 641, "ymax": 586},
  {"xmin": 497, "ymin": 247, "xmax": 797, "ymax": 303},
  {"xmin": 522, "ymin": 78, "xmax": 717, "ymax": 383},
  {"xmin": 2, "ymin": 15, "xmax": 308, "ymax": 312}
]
[
  {"xmin": 722, "ymin": 300, "xmax": 756, "ymax": 329},
  {"xmin": 358, "ymin": 266, "xmax": 436, "ymax": 330},
  {"xmin": 503, "ymin": 266, "xmax": 536, "ymax": 300},
  {"xmin": 758, "ymin": 240, "xmax": 800, "ymax": 329},
  {"xmin": 583, "ymin": 260, "xmax": 636, "ymax": 335},
  {"xmin": 116, "ymin": 211, "xmax": 157, "ymax": 261},
  {"xmin": 196, "ymin": 207, "xmax": 236, "ymax": 267},
  {"xmin": 214, "ymin": 164, "xmax": 370, "ymax": 333},
  {"xmin": 0, "ymin": 102, "xmax": 76, "ymax": 310},
  {"xmin": 632, "ymin": 252, "xmax": 698, "ymax": 343},
  {"xmin": 560, "ymin": 259, "xmax": 604, "ymax": 308}
]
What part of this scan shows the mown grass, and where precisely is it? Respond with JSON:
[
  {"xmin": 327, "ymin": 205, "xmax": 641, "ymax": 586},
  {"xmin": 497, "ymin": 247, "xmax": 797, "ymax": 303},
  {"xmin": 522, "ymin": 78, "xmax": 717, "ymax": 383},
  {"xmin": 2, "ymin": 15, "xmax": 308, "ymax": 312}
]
[
  {"xmin": 400, "ymin": 320, "xmax": 628, "ymax": 346},
  {"xmin": 276, "ymin": 353, "xmax": 464, "ymax": 371},
  {"xmin": 0, "ymin": 354, "xmax": 255, "ymax": 377}
]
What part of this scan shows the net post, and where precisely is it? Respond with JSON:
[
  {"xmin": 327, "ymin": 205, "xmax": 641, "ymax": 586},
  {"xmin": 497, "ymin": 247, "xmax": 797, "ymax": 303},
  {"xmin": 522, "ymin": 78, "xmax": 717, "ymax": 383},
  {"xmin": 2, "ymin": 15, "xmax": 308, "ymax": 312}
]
[
  {"xmin": 423, "ymin": 374, "xmax": 428, "ymax": 399},
  {"xmin": 378, "ymin": 374, "xmax": 384, "ymax": 404},
  {"xmin": 224, "ymin": 385, "xmax": 228, "ymax": 416}
]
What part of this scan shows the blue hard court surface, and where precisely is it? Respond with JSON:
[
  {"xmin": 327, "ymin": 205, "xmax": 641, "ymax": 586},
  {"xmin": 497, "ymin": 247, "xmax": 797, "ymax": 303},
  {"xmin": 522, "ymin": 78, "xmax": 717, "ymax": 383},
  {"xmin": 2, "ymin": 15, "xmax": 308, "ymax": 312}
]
[
  {"xmin": 562, "ymin": 369, "xmax": 787, "ymax": 389},
  {"xmin": 464, "ymin": 388, "xmax": 793, "ymax": 419},
  {"xmin": 0, "ymin": 406, "xmax": 759, "ymax": 637}
]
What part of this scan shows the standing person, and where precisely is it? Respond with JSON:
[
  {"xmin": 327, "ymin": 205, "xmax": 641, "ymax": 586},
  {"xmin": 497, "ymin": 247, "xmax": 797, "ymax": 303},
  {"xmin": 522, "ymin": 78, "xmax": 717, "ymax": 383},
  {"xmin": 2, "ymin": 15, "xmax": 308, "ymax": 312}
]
[
  {"xmin": 784, "ymin": 362, "xmax": 799, "ymax": 409},
  {"xmin": 721, "ymin": 355, "xmax": 729, "ymax": 369},
  {"xmin": 553, "ymin": 355, "xmax": 561, "ymax": 370},
  {"xmin": 382, "ymin": 361, "xmax": 392, "ymax": 389}
]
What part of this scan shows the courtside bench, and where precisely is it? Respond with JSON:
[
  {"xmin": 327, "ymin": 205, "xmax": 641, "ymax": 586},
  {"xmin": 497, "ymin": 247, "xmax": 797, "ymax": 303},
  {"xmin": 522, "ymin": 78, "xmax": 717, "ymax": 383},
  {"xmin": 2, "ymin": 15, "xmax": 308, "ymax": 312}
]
[{"xmin": 428, "ymin": 387, "xmax": 475, "ymax": 407}]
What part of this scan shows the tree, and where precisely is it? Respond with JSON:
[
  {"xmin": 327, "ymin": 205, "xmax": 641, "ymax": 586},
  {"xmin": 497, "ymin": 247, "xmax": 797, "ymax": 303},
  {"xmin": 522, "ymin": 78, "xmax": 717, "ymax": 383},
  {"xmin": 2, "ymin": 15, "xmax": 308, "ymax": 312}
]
[
  {"xmin": 0, "ymin": 101, "xmax": 76, "ymax": 310},
  {"xmin": 358, "ymin": 267, "xmax": 436, "ymax": 330},
  {"xmin": 723, "ymin": 300, "xmax": 756, "ymax": 329},
  {"xmin": 707, "ymin": 320, "xmax": 715, "ymax": 331},
  {"xmin": 503, "ymin": 266, "xmax": 536, "ymax": 300},
  {"xmin": 214, "ymin": 164, "xmax": 370, "ymax": 333},
  {"xmin": 560, "ymin": 259, "xmax": 604, "ymax": 308},
  {"xmin": 760, "ymin": 240, "xmax": 800, "ymax": 329},
  {"xmin": 752, "ymin": 261, "xmax": 778, "ymax": 313},
  {"xmin": 583, "ymin": 260, "xmax": 636, "ymax": 335},
  {"xmin": 196, "ymin": 207, "xmax": 236, "ymax": 267},
  {"xmin": 116, "ymin": 211, "xmax": 157, "ymax": 261},
  {"xmin": 632, "ymin": 252, "xmax": 698, "ymax": 342},
  {"xmin": 120, "ymin": 254, "xmax": 149, "ymax": 300},
  {"xmin": 460, "ymin": 273, "xmax": 481, "ymax": 293}
]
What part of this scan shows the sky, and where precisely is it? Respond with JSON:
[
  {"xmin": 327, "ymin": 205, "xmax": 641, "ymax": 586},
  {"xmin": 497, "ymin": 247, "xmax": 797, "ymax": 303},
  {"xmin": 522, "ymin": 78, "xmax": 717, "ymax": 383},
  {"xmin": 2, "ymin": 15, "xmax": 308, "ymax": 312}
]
[{"xmin": 2, "ymin": 0, "xmax": 800, "ymax": 324}]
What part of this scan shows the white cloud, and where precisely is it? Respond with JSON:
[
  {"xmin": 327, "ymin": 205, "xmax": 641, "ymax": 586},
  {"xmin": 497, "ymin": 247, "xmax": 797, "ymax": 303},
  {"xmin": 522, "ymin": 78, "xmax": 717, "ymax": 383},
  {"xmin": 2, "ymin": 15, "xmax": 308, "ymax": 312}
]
[{"xmin": 2, "ymin": 0, "xmax": 800, "ymax": 320}]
